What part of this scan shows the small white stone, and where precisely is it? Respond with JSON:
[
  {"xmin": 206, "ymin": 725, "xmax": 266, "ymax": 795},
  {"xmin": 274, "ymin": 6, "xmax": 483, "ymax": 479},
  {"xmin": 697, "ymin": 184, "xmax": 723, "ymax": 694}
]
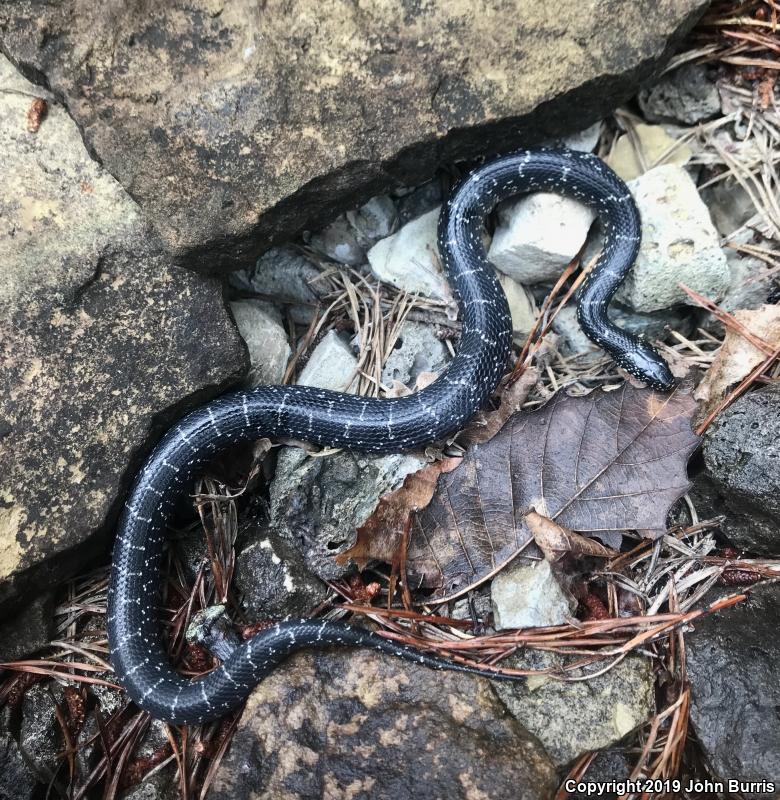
[
  {"xmin": 297, "ymin": 330, "xmax": 358, "ymax": 392},
  {"xmin": 367, "ymin": 207, "xmax": 451, "ymax": 300},
  {"xmin": 488, "ymin": 194, "xmax": 596, "ymax": 285},
  {"xmin": 381, "ymin": 320, "xmax": 449, "ymax": 387},
  {"xmin": 491, "ymin": 559, "xmax": 575, "ymax": 630},
  {"xmin": 619, "ymin": 164, "xmax": 730, "ymax": 312},
  {"xmin": 230, "ymin": 300, "xmax": 291, "ymax": 386}
]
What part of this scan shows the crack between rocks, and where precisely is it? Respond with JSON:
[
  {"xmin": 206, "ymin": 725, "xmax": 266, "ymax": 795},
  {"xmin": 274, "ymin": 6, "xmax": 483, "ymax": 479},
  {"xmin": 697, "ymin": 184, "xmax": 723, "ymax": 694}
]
[{"xmin": 69, "ymin": 249, "xmax": 107, "ymax": 307}]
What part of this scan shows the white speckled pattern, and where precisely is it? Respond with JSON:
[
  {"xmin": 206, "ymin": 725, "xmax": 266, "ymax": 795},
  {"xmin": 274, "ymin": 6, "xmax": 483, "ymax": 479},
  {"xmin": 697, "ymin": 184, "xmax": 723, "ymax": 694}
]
[{"xmin": 108, "ymin": 149, "xmax": 675, "ymax": 723}]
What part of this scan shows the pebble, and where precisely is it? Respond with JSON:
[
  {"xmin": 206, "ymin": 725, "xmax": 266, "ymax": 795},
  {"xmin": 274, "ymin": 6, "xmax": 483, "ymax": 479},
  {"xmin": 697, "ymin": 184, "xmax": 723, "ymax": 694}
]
[
  {"xmin": 234, "ymin": 520, "xmax": 328, "ymax": 620},
  {"xmin": 0, "ymin": 728, "xmax": 37, "ymax": 800},
  {"xmin": 638, "ymin": 64, "xmax": 721, "ymax": 125},
  {"xmin": 551, "ymin": 305, "xmax": 600, "ymax": 361},
  {"xmin": 721, "ymin": 248, "xmax": 773, "ymax": 313},
  {"xmin": 488, "ymin": 193, "xmax": 595, "ymax": 285},
  {"xmin": 308, "ymin": 214, "xmax": 366, "ymax": 265},
  {"xmin": 297, "ymin": 330, "xmax": 358, "ymax": 392},
  {"xmin": 367, "ymin": 206, "xmax": 452, "ymax": 300},
  {"xmin": 19, "ymin": 683, "xmax": 62, "ymax": 783},
  {"xmin": 491, "ymin": 559, "xmax": 575, "ymax": 629},
  {"xmin": 618, "ymin": 164, "xmax": 729, "ymax": 312},
  {"xmin": 229, "ymin": 246, "xmax": 322, "ymax": 325},
  {"xmin": 700, "ymin": 175, "xmax": 756, "ymax": 238},
  {"xmin": 346, "ymin": 195, "xmax": 397, "ymax": 247},
  {"xmin": 269, "ymin": 449, "xmax": 426, "ymax": 581},
  {"xmin": 381, "ymin": 320, "xmax": 449, "ymax": 388},
  {"xmin": 543, "ymin": 120, "xmax": 602, "ymax": 153},
  {"xmin": 230, "ymin": 299, "xmax": 291, "ymax": 386}
]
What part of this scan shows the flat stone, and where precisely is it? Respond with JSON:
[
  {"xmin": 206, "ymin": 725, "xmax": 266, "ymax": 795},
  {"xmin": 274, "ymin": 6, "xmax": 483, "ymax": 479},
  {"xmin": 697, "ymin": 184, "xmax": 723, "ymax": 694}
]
[
  {"xmin": 686, "ymin": 474, "xmax": 780, "ymax": 556},
  {"xmin": 297, "ymin": 330, "xmax": 358, "ymax": 392},
  {"xmin": 703, "ymin": 384, "xmax": 780, "ymax": 523},
  {"xmin": 493, "ymin": 653, "xmax": 655, "ymax": 766},
  {"xmin": 721, "ymin": 250, "xmax": 774, "ymax": 314},
  {"xmin": 488, "ymin": 194, "xmax": 596, "ymax": 285},
  {"xmin": 0, "ymin": 1, "xmax": 708, "ymax": 270},
  {"xmin": 230, "ymin": 300, "xmax": 291, "ymax": 386},
  {"xmin": 368, "ymin": 207, "xmax": 451, "ymax": 300},
  {"xmin": 638, "ymin": 64, "xmax": 721, "ymax": 125},
  {"xmin": 617, "ymin": 165, "xmax": 729, "ymax": 312},
  {"xmin": 551, "ymin": 306, "xmax": 601, "ymax": 361},
  {"xmin": 347, "ymin": 195, "xmax": 397, "ymax": 248},
  {"xmin": 687, "ymin": 582, "xmax": 780, "ymax": 796},
  {"xmin": 209, "ymin": 648, "xmax": 557, "ymax": 800},
  {"xmin": 700, "ymin": 175, "xmax": 757, "ymax": 238},
  {"xmin": 270, "ymin": 449, "xmax": 426, "ymax": 581},
  {"xmin": 234, "ymin": 519, "xmax": 328, "ymax": 620},
  {"xmin": 381, "ymin": 320, "xmax": 449, "ymax": 388},
  {"xmin": 491, "ymin": 559, "xmax": 576, "ymax": 630},
  {"xmin": 607, "ymin": 123, "xmax": 693, "ymax": 182},
  {"xmin": 0, "ymin": 56, "xmax": 246, "ymax": 611},
  {"xmin": 18, "ymin": 683, "xmax": 62, "ymax": 783}
]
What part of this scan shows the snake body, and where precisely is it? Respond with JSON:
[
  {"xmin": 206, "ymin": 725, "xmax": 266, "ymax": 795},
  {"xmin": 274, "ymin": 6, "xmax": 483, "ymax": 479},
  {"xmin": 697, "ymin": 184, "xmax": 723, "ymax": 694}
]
[{"xmin": 108, "ymin": 149, "xmax": 675, "ymax": 723}]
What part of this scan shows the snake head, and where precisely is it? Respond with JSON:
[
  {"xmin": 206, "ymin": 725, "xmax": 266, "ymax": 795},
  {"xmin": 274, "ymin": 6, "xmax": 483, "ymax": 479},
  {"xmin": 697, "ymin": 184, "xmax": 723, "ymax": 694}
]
[{"xmin": 618, "ymin": 341, "xmax": 677, "ymax": 393}]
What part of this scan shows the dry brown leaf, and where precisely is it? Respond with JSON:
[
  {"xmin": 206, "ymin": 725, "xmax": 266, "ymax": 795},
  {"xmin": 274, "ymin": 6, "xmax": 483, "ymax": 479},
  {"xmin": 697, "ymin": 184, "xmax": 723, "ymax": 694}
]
[
  {"xmin": 404, "ymin": 384, "xmax": 698, "ymax": 600},
  {"xmin": 694, "ymin": 304, "xmax": 780, "ymax": 422},
  {"xmin": 525, "ymin": 510, "xmax": 617, "ymax": 562},
  {"xmin": 337, "ymin": 457, "xmax": 462, "ymax": 568},
  {"xmin": 459, "ymin": 366, "xmax": 540, "ymax": 447}
]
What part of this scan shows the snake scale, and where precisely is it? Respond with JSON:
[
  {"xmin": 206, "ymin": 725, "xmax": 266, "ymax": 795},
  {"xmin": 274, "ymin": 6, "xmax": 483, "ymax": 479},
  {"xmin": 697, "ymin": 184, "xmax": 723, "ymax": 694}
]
[{"xmin": 108, "ymin": 149, "xmax": 675, "ymax": 723}]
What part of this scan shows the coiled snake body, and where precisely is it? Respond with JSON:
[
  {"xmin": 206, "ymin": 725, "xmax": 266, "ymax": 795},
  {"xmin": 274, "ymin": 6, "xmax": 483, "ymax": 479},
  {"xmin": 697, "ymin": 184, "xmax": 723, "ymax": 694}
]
[{"xmin": 108, "ymin": 149, "xmax": 675, "ymax": 723}]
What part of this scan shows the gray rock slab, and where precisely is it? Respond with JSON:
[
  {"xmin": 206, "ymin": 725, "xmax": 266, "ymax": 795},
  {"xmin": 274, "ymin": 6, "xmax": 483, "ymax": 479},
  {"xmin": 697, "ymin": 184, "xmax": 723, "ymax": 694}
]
[
  {"xmin": 0, "ymin": 0, "xmax": 708, "ymax": 270},
  {"xmin": 494, "ymin": 653, "xmax": 655, "ymax": 766},
  {"xmin": 0, "ymin": 55, "xmax": 246, "ymax": 612}
]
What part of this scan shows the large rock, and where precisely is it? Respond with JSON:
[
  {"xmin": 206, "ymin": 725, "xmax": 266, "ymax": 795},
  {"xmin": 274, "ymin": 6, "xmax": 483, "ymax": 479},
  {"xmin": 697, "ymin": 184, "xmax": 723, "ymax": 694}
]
[
  {"xmin": 0, "ymin": 0, "xmax": 708, "ymax": 271},
  {"xmin": 703, "ymin": 385, "xmax": 780, "ymax": 524},
  {"xmin": 619, "ymin": 165, "xmax": 730, "ymax": 312},
  {"xmin": 209, "ymin": 648, "xmax": 557, "ymax": 800},
  {"xmin": 687, "ymin": 583, "xmax": 780, "ymax": 796},
  {"xmin": 0, "ymin": 56, "xmax": 246, "ymax": 611},
  {"xmin": 493, "ymin": 654, "xmax": 655, "ymax": 766}
]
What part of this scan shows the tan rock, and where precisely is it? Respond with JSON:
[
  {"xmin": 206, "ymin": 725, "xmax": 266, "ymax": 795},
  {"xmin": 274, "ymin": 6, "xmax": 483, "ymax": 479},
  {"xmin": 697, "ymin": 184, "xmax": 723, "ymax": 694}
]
[
  {"xmin": 0, "ymin": 55, "xmax": 245, "ymax": 610},
  {"xmin": 210, "ymin": 648, "xmax": 556, "ymax": 800},
  {"xmin": 0, "ymin": 0, "xmax": 709, "ymax": 270}
]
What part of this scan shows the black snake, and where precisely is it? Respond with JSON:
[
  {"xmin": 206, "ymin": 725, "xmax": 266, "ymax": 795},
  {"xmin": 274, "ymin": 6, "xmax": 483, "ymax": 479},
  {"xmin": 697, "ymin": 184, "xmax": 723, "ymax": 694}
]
[{"xmin": 108, "ymin": 149, "xmax": 675, "ymax": 723}]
